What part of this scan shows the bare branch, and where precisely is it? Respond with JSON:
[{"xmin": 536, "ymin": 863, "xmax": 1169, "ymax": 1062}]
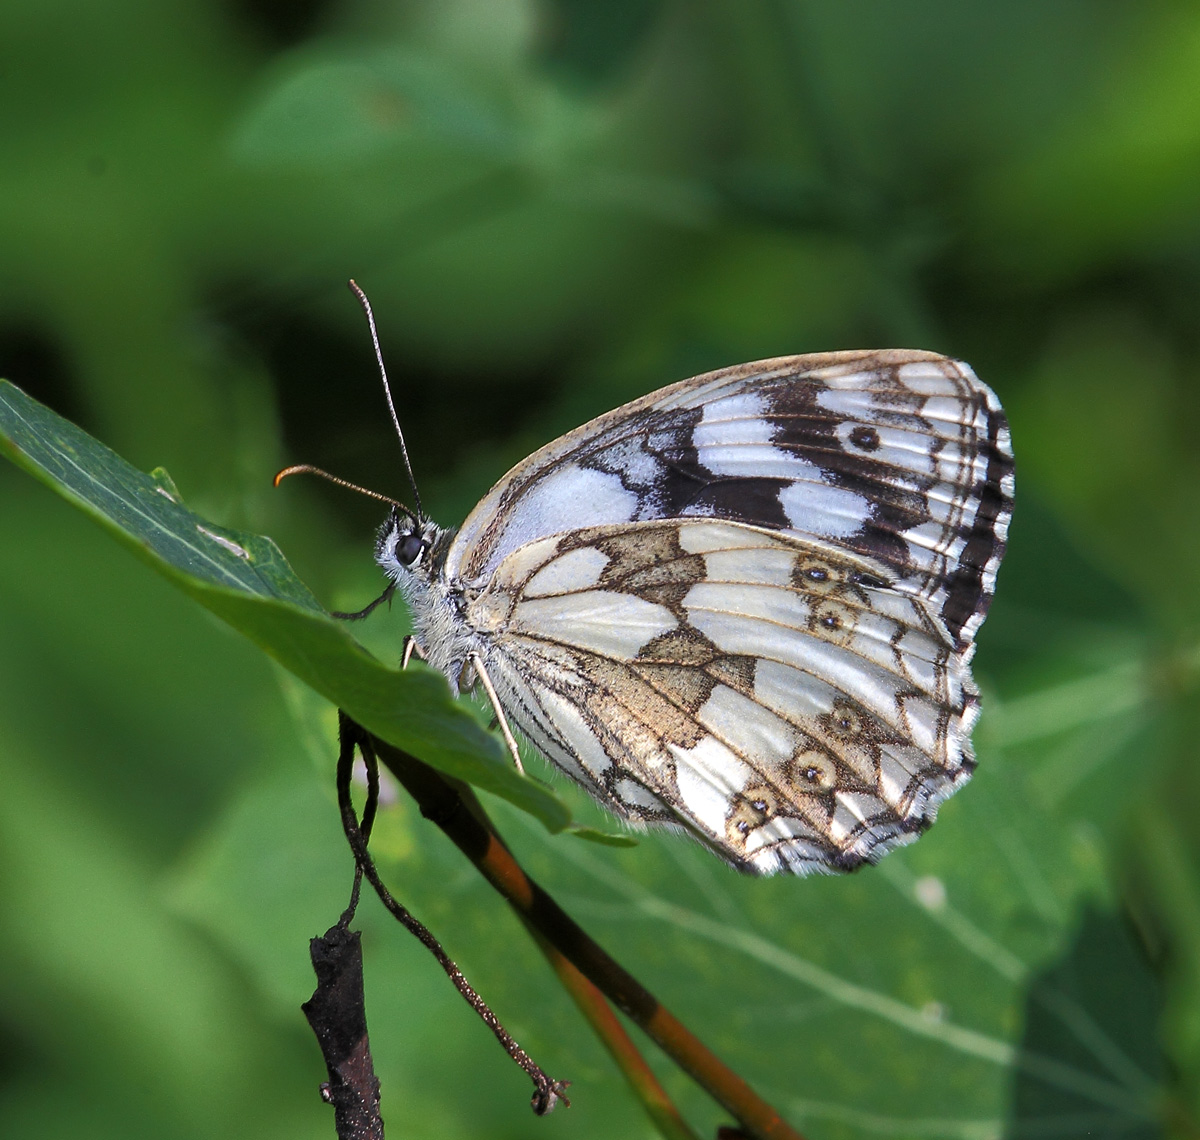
[{"xmin": 302, "ymin": 925, "xmax": 385, "ymax": 1140}]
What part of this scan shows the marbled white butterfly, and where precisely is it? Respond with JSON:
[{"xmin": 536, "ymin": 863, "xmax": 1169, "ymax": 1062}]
[{"xmin": 293, "ymin": 294, "xmax": 1014, "ymax": 876}]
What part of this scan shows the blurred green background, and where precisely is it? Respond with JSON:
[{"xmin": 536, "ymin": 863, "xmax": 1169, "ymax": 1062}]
[{"xmin": 2, "ymin": 2, "xmax": 1199, "ymax": 1138}]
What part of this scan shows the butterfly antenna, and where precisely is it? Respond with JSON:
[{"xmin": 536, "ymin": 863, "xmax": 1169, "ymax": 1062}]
[
  {"xmin": 273, "ymin": 464, "xmax": 414, "ymax": 516},
  {"xmin": 348, "ymin": 279, "xmax": 424, "ymax": 519}
]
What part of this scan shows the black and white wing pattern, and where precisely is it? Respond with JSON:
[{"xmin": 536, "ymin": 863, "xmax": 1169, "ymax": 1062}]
[{"xmin": 439, "ymin": 351, "xmax": 1014, "ymax": 874}]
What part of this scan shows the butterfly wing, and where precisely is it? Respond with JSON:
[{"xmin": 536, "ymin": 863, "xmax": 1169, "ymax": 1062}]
[
  {"xmin": 447, "ymin": 351, "xmax": 1014, "ymax": 651},
  {"xmin": 466, "ymin": 518, "xmax": 980, "ymax": 874},
  {"xmin": 442, "ymin": 351, "xmax": 1012, "ymax": 874}
]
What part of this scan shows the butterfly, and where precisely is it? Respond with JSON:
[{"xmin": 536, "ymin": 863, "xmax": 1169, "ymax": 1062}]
[{"xmin": 284, "ymin": 289, "xmax": 1014, "ymax": 876}]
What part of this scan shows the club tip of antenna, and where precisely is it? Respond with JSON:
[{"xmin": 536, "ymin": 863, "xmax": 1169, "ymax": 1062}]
[{"xmin": 273, "ymin": 464, "xmax": 303, "ymax": 488}]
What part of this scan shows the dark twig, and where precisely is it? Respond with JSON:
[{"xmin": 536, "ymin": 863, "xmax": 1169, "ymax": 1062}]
[
  {"xmin": 359, "ymin": 724, "xmax": 806, "ymax": 1140},
  {"xmin": 303, "ymin": 925, "xmax": 385, "ymax": 1140},
  {"xmin": 302, "ymin": 722, "xmax": 386, "ymax": 1138},
  {"xmin": 336, "ymin": 713, "xmax": 570, "ymax": 1115},
  {"xmin": 337, "ymin": 726, "xmax": 381, "ymax": 929}
]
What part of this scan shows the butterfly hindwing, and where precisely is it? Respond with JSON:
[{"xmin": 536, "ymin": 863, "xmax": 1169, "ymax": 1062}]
[{"xmin": 467, "ymin": 518, "xmax": 979, "ymax": 874}]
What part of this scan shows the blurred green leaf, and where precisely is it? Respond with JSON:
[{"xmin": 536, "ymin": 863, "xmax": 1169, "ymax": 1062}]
[
  {"xmin": 232, "ymin": 48, "xmax": 523, "ymax": 165},
  {"xmin": 973, "ymin": 5, "xmax": 1200, "ymax": 278},
  {"xmin": 1009, "ymin": 908, "xmax": 1163, "ymax": 1140}
]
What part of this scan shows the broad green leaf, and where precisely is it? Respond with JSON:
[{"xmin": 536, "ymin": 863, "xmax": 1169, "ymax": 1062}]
[{"xmin": 0, "ymin": 378, "xmax": 576, "ymax": 833}]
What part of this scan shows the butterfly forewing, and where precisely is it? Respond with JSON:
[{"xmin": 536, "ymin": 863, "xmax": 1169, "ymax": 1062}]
[{"xmin": 448, "ymin": 351, "xmax": 1013, "ymax": 653}]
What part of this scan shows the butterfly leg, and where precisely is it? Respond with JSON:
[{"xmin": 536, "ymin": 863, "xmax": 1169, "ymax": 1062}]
[
  {"xmin": 332, "ymin": 583, "xmax": 395, "ymax": 621},
  {"xmin": 401, "ymin": 635, "xmax": 426, "ymax": 670},
  {"xmin": 468, "ymin": 650, "xmax": 525, "ymax": 776}
]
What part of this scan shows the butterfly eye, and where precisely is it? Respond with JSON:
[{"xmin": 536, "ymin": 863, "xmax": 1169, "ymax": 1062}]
[{"xmin": 396, "ymin": 533, "xmax": 425, "ymax": 566}]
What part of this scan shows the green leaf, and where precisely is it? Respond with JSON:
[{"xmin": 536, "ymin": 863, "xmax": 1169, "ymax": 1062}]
[
  {"xmin": 563, "ymin": 824, "xmax": 640, "ymax": 848},
  {"xmin": 0, "ymin": 378, "xmax": 578, "ymax": 832},
  {"xmin": 231, "ymin": 48, "xmax": 523, "ymax": 166}
]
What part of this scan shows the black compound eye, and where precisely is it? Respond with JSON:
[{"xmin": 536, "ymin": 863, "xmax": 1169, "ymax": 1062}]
[{"xmin": 396, "ymin": 533, "xmax": 425, "ymax": 566}]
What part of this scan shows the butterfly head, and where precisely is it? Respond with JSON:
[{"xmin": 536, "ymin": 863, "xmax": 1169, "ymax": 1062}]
[{"xmin": 376, "ymin": 506, "xmax": 448, "ymax": 583}]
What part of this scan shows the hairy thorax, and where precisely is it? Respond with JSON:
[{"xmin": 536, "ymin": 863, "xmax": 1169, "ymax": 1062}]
[{"xmin": 405, "ymin": 572, "xmax": 480, "ymax": 688}]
